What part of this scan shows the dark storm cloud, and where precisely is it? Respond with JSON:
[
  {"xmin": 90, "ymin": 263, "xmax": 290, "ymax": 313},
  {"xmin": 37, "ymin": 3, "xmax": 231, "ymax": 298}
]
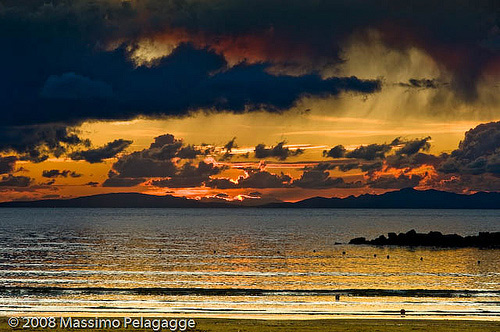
[
  {"xmin": 147, "ymin": 135, "xmax": 184, "ymax": 160},
  {"xmin": 323, "ymin": 145, "xmax": 346, "ymax": 159},
  {"xmin": 206, "ymin": 178, "xmax": 239, "ymax": 189},
  {"xmin": 439, "ymin": 121, "xmax": 500, "ymax": 175},
  {"xmin": 224, "ymin": 138, "xmax": 237, "ymax": 152},
  {"xmin": 176, "ymin": 145, "xmax": 204, "ymax": 159},
  {"xmin": 108, "ymin": 134, "xmax": 209, "ymax": 179},
  {"xmin": 380, "ymin": 137, "xmax": 437, "ymax": 169},
  {"xmin": 321, "ymin": 136, "xmax": 441, "ymax": 177},
  {"xmin": 360, "ymin": 162, "xmax": 384, "ymax": 172},
  {"xmin": 0, "ymin": 156, "xmax": 17, "ymax": 174},
  {"xmin": 104, "ymin": 122, "xmax": 500, "ymax": 191},
  {"xmin": 0, "ymin": 0, "xmax": 493, "ymax": 129},
  {"xmin": 315, "ymin": 122, "xmax": 500, "ymax": 191},
  {"xmin": 9, "ymin": 0, "xmax": 495, "ymax": 132},
  {"xmin": 238, "ymin": 171, "xmax": 291, "ymax": 188},
  {"xmin": 395, "ymin": 137, "xmax": 431, "ymax": 156},
  {"xmin": 100, "ymin": 121, "xmax": 500, "ymax": 191},
  {"xmin": 206, "ymin": 168, "xmax": 365, "ymax": 190},
  {"xmin": 452, "ymin": 122, "xmax": 500, "ymax": 161},
  {"xmin": 0, "ymin": 174, "xmax": 32, "ymax": 187},
  {"xmin": 206, "ymin": 171, "xmax": 292, "ymax": 189},
  {"xmin": 307, "ymin": 161, "xmax": 360, "ymax": 172},
  {"xmin": 44, "ymin": 179, "xmax": 56, "ymax": 186},
  {"xmin": 219, "ymin": 137, "xmax": 238, "ymax": 160},
  {"xmin": 345, "ymin": 143, "xmax": 393, "ymax": 160},
  {"xmin": 292, "ymin": 170, "xmax": 362, "ymax": 189},
  {"xmin": 151, "ymin": 161, "xmax": 223, "ymax": 188},
  {"xmin": 437, "ymin": 173, "xmax": 500, "ymax": 192},
  {"xmin": 112, "ymin": 153, "xmax": 178, "ymax": 178},
  {"xmin": 41, "ymin": 73, "xmax": 113, "ymax": 100},
  {"xmin": 397, "ymin": 79, "xmax": 442, "ymax": 89},
  {"xmin": 323, "ymin": 137, "xmax": 432, "ymax": 164},
  {"xmin": 254, "ymin": 142, "xmax": 304, "ymax": 160},
  {"xmin": 310, "ymin": 162, "xmax": 341, "ymax": 171},
  {"xmin": 42, "ymin": 169, "xmax": 82, "ymax": 178},
  {"xmin": 105, "ymin": 133, "xmax": 226, "ymax": 188},
  {"xmin": 102, "ymin": 177, "xmax": 146, "ymax": 187},
  {"xmin": 69, "ymin": 139, "xmax": 132, "ymax": 163},
  {"xmin": 334, "ymin": 137, "xmax": 436, "ymax": 172},
  {"xmin": 324, "ymin": 142, "xmax": 396, "ymax": 161},
  {"xmin": 368, "ymin": 174, "xmax": 423, "ymax": 189},
  {"xmin": 440, "ymin": 153, "xmax": 500, "ymax": 175},
  {"xmin": 0, "ymin": 125, "xmax": 89, "ymax": 162},
  {"xmin": 149, "ymin": 134, "xmax": 175, "ymax": 149},
  {"xmin": 338, "ymin": 163, "xmax": 361, "ymax": 172},
  {"xmin": 356, "ymin": 122, "xmax": 500, "ymax": 191},
  {"xmin": 196, "ymin": 64, "xmax": 380, "ymax": 113},
  {"xmin": 2, "ymin": 0, "xmax": 494, "ymax": 161},
  {"xmin": 0, "ymin": 123, "xmax": 131, "ymax": 164},
  {"xmin": 1, "ymin": 35, "xmax": 381, "ymax": 128},
  {"xmin": 386, "ymin": 153, "xmax": 442, "ymax": 169}
]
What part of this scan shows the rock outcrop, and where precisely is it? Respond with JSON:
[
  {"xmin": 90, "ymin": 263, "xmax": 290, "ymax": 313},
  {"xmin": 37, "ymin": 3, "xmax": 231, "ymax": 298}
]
[{"xmin": 349, "ymin": 230, "xmax": 500, "ymax": 248}]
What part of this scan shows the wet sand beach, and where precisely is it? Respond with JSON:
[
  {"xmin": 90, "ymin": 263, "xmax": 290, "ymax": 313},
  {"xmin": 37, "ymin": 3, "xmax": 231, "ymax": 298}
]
[{"xmin": 1, "ymin": 317, "xmax": 499, "ymax": 332}]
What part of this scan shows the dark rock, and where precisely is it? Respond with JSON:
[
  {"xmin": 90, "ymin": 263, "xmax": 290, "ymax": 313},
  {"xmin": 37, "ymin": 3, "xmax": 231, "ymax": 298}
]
[
  {"xmin": 349, "ymin": 237, "xmax": 366, "ymax": 244},
  {"xmin": 388, "ymin": 232, "xmax": 398, "ymax": 240},
  {"xmin": 349, "ymin": 231, "xmax": 500, "ymax": 248}
]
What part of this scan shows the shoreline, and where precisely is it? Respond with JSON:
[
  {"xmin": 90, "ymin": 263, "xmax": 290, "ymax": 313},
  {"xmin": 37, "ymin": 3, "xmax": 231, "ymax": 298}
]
[
  {"xmin": 1, "ymin": 317, "xmax": 499, "ymax": 332},
  {"xmin": 2, "ymin": 313, "xmax": 499, "ymax": 321}
]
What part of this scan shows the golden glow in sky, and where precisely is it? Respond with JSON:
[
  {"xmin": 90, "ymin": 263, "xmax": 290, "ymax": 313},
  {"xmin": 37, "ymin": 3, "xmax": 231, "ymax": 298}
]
[{"xmin": 1, "ymin": 0, "xmax": 499, "ymax": 203}]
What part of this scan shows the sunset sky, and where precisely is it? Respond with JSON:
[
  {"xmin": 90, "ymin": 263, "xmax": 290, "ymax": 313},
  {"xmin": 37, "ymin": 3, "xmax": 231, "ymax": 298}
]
[{"xmin": 0, "ymin": 0, "xmax": 499, "ymax": 203}]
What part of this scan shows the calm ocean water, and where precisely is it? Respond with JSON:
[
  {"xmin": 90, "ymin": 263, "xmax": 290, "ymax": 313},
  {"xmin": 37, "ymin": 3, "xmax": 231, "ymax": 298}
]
[{"xmin": 0, "ymin": 208, "xmax": 499, "ymax": 318}]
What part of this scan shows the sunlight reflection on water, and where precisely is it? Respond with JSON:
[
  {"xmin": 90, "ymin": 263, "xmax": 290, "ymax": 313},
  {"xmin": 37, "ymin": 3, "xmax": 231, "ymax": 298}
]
[{"xmin": 0, "ymin": 208, "xmax": 498, "ymax": 318}]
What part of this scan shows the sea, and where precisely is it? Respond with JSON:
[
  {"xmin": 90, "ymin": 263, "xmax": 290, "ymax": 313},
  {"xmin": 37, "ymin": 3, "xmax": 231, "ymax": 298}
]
[{"xmin": 0, "ymin": 208, "xmax": 498, "ymax": 319}]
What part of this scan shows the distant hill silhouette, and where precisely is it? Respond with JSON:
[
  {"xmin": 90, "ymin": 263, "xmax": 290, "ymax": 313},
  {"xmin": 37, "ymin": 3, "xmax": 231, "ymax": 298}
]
[
  {"xmin": 0, "ymin": 193, "xmax": 234, "ymax": 208},
  {"xmin": 264, "ymin": 188, "xmax": 500, "ymax": 209},
  {"xmin": 0, "ymin": 188, "xmax": 499, "ymax": 208}
]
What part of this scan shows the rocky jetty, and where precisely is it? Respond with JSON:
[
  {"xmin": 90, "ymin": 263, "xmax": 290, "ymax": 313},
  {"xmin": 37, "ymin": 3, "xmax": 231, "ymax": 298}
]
[{"xmin": 349, "ymin": 230, "xmax": 500, "ymax": 248}]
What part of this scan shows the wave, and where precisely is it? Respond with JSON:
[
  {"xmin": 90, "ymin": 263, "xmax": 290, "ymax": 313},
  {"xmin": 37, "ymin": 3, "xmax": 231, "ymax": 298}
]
[
  {"xmin": 0, "ymin": 286, "xmax": 498, "ymax": 298},
  {"xmin": 1, "ymin": 269, "xmax": 499, "ymax": 278}
]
